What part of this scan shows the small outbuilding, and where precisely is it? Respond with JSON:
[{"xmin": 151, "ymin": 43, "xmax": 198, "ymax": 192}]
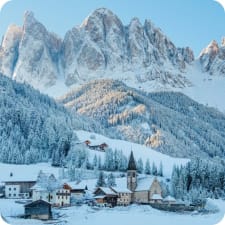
[
  {"xmin": 24, "ymin": 200, "xmax": 52, "ymax": 220},
  {"xmin": 150, "ymin": 194, "xmax": 163, "ymax": 203},
  {"xmin": 93, "ymin": 187, "xmax": 117, "ymax": 207},
  {"xmin": 163, "ymin": 195, "xmax": 176, "ymax": 204}
]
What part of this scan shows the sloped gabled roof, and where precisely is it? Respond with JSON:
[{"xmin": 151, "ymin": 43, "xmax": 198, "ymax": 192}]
[{"xmin": 25, "ymin": 199, "xmax": 51, "ymax": 207}]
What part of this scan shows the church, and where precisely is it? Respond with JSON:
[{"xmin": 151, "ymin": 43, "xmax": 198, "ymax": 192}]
[{"xmin": 127, "ymin": 151, "xmax": 163, "ymax": 204}]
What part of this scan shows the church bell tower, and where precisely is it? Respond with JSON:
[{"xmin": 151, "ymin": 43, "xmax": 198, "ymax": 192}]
[{"xmin": 127, "ymin": 151, "xmax": 137, "ymax": 192}]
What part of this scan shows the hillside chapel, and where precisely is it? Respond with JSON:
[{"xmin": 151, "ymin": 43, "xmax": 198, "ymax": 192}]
[{"xmin": 127, "ymin": 151, "xmax": 163, "ymax": 203}]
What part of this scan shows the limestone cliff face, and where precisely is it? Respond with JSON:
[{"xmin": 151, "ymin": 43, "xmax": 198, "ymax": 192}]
[
  {"xmin": 0, "ymin": 8, "xmax": 194, "ymax": 91},
  {"xmin": 0, "ymin": 11, "xmax": 62, "ymax": 88},
  {"xmin": 199, "ymin": 39, "xmax": 225, "ymax": 76}
]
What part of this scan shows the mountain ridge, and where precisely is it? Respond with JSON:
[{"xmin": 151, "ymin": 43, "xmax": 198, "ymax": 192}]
[
  {"xmin": 59, "ymin": 79, "xmax": 225, "ymax": 162},
  {"xmin": 1, "ymin": 8, "xmax": 225, "ymax": 112},
  {"xmin": 0, "ymin": 8, "xmax": 194, "ymax": 91}
]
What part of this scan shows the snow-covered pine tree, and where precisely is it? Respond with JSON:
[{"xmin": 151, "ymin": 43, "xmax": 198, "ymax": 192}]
[
  {"xmin": 92, "ymin": 154, "xmax": 98, "ymax": 168},
  {"xmin": 96, "ymin": 171, "xmax": 106, "ymax": 187},
  {"xmin": 160, "ymin": 181, "xmax": 170, "ymax": 198},
  {"xmin": 68, "ymin": 165, "xmax": 76, "ymax": 181},
  {"xmin": 137, "ymin": 158, "xmax": 143, "ymax": 174},
  {"xmin": 152, "ymin": 162, "xmax": 157, "ymax": 176},
  {"xmin": 158, "ymin": 161, "xmax": 163, "ymax": 177},
  {"xmin": 171, "ymin": 165, "xmax": 180, "ymax": 198},
  {"xmin": 97, "ymin": 156, "xmax": 102, "ymax": 170},
  {"xmin": 107, "ymin": 173, "xmax": 116, "ymax": 187},
  {"xmin": 104, "ymin": 148, "xmax": 115, "ymax": 171},
  {"xmin": 145, "ymin": 159, "xmax": 151, "ymax": 175}
]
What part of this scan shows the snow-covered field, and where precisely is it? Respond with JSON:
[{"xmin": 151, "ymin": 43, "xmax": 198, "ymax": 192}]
[
  {"xmin": 0, "ymin": 198, "xmax": 225, "ymax": 225},
  {"xmin": 182, "ymin": 63, "xmax": 225, "ymax": 113},
  {"xmin": 75, "ymin": 130, "xmax": 189, "ymax": 177}
]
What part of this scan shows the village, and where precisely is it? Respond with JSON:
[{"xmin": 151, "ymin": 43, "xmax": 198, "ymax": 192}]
[{"xmin": 0, "ymin": 151, "xmax": 205, "ymax": 222}]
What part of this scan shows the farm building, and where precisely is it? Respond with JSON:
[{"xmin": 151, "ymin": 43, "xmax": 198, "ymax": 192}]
[
  {"xmin": 4, "ymin": 172, "xmax": 35, "ymax": 199},
  {"xmin": 93, "ymin": 187, "xmax": 118, "ymax": 207},
  {"xmin": 24, "ymin": 200, "xmax": 52, "ymax": 220}
]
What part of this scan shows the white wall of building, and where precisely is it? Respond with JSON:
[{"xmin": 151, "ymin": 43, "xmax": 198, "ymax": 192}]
[
  {"xmin": 32, "ymin": 189, "xmax": 70, "ymax": 206},
  {"xmin": 5, "ymin": 185, "xmax": 20, "ymax": 198}
]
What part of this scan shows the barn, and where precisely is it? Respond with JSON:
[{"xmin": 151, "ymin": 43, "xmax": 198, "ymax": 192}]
[{"xmin": 24, "ymin": 199, "xmax": 52, "ymax": 220}]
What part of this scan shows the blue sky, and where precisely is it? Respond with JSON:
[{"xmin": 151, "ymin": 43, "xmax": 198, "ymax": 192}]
[{"xmin": 0, "ymin": 0, "xmax": 225, "ymax": 57}]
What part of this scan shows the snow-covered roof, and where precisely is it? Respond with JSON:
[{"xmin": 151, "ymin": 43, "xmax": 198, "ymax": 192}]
[
  {"xmin": 111, "ymin": 187, "xmax": 132, "ymax": 194},
  {"xmin": 66, "ymin": 181, "xmax": 87, "ymax": 190},
  {"xmin": 0, "ymin": 163, "xmax": 59, "ymax": 184},
  {"xmin": 94, "ymin": 195, "xmax": 106, "ymax": 199},
  {"xmin": 135, "ymin": 177, "xmax": 155, "ymax": 191},
  {"xmin": 4, "ymin": 175, "xmax": 36, "ymax": 183},
  {"xmin": 164, "ymin": 196, "xmax": 176, "ymax": 202},
  {"xmin": 97, "ymin": 187, "xmax": 117, "ymax": 195},
  {"xmin": 30, "ymin": 184, "xmax": 46, "ymax": 191},
  {"xmin": 151, "ymin": 194, "xmax": 163, "ymax": 200},
  {"xmin": 135, "ymin": 176, "xmax": 163, "ymax": 191}
]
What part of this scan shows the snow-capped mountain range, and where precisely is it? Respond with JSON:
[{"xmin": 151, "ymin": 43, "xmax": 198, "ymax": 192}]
[{"xmin": 0, "ymin": 8, "xmax": 225, "ymax": 111}]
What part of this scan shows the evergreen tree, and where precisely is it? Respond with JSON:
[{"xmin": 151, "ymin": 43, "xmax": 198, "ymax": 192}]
[
  {"xmin": 92, "ymin": 154, "xmax": 98, "ymax": 168},
  {"xmin": 137, "ymin": 158, "xmax": 143, "ymax": 174},
  {"xmin": 160, "ymin": 181, "xmax": 170, "ymax": 198},
  {"xmin": 145, "ymin": 159, "xmax": 151, "ymax": 175},
  {"xmin": 97, "ymin": 156, "xmax": 102, "ymax": 170},
  {"xmin": 158, "ymin": 161, "xmax": 163, "ymax": 177},
  {"xmin": 152, "ymin": 162, "xmax": 157, "ymax": 176},
  {"xmin": 104, "ymin": 148, "xmax": 115, "ymax": 171},
  {"xmin": 171, "ymin": 165, "xmax": 179, "ymax": 198},
  {"xmin": 107, "ymin": 173, "xmax": 116, "ymax": 187},
  {"xmin": 68, "ymin": 165, "xmax": 76, "ymax": 181},
  {"xmin": 96, "ymin": 171, "xmax": 106, "ymax": 187}
]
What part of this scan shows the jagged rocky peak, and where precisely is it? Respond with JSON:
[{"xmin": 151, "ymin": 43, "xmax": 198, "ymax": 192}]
[
  {"xmin": 199, "ymin": 39, "xmax": 225, "ymax": 74},
  {"xmin": 0, "ymin": 24, "xmax": 22, "ymax": 77},
  {"xmin": 2, "ymin": 11, "xmax": 62, "ymax": 87},
  {"xmin": 81, "ymin": 8, "xmax": 124, "ymax": 40},
  {"xmin": 81, "ymin": 8, "xmax": 123, "ymax": 29},
  {"xmin": 22, "ymin": 11, "xmax": 54, "ymax": 42},
  {"xmin": 221, "ymin": 37, "xmax": 225, "ymax": 47},
  {"xmin": 200, "ymin": 40, "xmax": 219, "ymax": 57},
  {"xmin": 23, "ymin": 11, "xmax": 36, "ymax": 27},
  {"xmin": 178, "ymin": 47, "xmax": 194, "ymax": 64},
  {"xmin": 1, "ymin": 24, "xmax": 22, "ymax": 49},
  {"xmin": 0, "ymin": 8, "xmax": 196, "ymax": 92}
]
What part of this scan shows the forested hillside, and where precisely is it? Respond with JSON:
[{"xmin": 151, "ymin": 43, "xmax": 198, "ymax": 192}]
[
  {"xmin": 0, "ymin": 76, "xmax": 118, "ymax": 166},
  {"xmin": 0, "ymin": 74, "xmax": 75, "ymax": 164},
  {"xmin": 59, "ymin": 79, "xmax": 225, "ymax": 161}
]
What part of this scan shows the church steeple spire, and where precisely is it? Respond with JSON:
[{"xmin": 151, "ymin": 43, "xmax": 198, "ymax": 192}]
[
  {"xmin": 127, "ymin": 151, "xmax": 137, "ymax": 192},
  {"xmin": 127, "ymin": 151, "xmax": 137, "ymax": 170}
]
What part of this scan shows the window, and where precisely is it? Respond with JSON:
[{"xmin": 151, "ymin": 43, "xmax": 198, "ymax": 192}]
[
  {"xmin": 13, "ymin": 194, "xmax": 16, "ymax": 197},
  {"xmin": 8, "ymin": 188, "xmax": 11, "ymax": 191},
  {"xmin": 14, "ymin": 188, "xmax": 16, "ymax": 191},
  {"xmin": 9, "ymin": 194, "xmax": 11, "ymax": 197}
]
